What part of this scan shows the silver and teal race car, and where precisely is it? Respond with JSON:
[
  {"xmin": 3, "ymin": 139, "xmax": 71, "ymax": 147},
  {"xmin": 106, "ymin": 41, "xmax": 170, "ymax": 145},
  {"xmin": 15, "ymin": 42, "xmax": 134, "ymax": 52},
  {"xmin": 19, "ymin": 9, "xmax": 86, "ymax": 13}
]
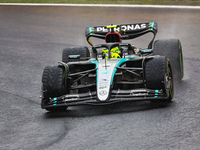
[{"xmin": 41, "ymin": 22, "xmax": 184, "ymax": 112}]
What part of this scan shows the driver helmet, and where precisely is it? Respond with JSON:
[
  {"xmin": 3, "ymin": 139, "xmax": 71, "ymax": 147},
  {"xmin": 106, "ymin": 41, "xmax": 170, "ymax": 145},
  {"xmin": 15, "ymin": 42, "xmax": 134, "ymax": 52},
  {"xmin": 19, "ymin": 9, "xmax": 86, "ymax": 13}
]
[{"xmin": 102, "ymin": 46, "xmax": 121, "ymax": 58}]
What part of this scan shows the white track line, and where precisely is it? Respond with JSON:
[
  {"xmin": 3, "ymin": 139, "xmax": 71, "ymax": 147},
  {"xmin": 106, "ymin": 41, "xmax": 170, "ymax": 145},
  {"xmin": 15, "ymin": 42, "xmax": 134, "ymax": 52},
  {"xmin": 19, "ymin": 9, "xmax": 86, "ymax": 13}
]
[{"xmin": 0, "ymin": 3, "xmax": 200, "ymax": 9}]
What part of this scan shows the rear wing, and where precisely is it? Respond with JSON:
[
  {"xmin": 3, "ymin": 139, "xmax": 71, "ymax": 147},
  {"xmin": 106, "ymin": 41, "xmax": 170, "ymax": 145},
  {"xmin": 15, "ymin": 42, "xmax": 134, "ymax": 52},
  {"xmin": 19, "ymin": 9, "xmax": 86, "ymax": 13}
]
[{"xmin": 85, "ymin": 22, "xmax": 157, "ymax": 49}]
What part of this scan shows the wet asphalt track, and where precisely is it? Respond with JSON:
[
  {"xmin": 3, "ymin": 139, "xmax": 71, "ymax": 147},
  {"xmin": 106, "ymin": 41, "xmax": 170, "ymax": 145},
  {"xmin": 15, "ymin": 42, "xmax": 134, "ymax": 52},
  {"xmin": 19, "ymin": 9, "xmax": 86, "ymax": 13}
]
[{"xmin": 0, "ymin": 5, "xmax": 200, "ymax": 150}]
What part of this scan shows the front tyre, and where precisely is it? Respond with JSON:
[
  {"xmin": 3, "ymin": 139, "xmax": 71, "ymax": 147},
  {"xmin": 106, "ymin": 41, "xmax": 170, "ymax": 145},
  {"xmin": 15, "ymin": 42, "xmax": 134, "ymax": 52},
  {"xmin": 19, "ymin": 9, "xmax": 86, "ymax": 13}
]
[
  {"xmin": 145, "ymin": 56, "xmax": 174, "ymax": 103},
  {"xmin": 41, "ymin": 66, "xmax": 67, "ymax": 112}
]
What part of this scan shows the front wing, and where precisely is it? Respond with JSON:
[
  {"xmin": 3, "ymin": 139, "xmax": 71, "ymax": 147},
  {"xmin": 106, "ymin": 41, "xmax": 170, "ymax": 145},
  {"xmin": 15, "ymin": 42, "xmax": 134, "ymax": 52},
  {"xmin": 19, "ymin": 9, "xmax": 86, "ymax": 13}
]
[{"xmin": 41, "ymin": 88, "xmax": 169, "ymax": 109}]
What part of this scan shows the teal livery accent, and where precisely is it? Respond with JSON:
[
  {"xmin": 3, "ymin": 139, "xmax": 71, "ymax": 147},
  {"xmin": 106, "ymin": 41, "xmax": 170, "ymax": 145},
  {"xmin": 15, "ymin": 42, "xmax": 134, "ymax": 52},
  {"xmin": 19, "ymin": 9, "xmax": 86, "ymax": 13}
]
[
  {"xmin": 89, "ymin": 27, "xmax": 92, "ymax": 35},
  {"xmin": 116, "ymin": 57, "xmax": 139, "ymax": 68},
  {"xmin": 89, "ymin": 60, "xmax": 98, "ymax": 65},
  {"xmin": 116, "ymin": 58, "xmax": 130, "ymax": 67},
  {"xmin": 150, "ymin": 22, "xmax": 154, "ymax": 30},
  {"xmin": 141, "ymin": 49, "xmax": 152, "ymax": 52},
  {"xmin": 148, "ymin": 22, "xmax": 154, "ymax": 30},
  {"xmin": 89, "ymin": 60, "xmax": 98, "ymax": 69},
  {"xmin": 53, "ymin": 98, "xmax": 57, "ymax": 105},
  {"xmin": 68, "ymin": 55, "xmax": 80, "ymax": 58},
  {"xmin": 102, "ymin": 70, "xmax": 111, "ymax": 74},
  {"xmin": 154, "ymin": 90, "xmax": 159, "ymax": 98},
  {"xmin": 151, "ymin": 22, "xmax": 154, "ymax": 29},
  {"xmin": 111, "ymin": 57, "xmax": 138, "ymax": 85}
]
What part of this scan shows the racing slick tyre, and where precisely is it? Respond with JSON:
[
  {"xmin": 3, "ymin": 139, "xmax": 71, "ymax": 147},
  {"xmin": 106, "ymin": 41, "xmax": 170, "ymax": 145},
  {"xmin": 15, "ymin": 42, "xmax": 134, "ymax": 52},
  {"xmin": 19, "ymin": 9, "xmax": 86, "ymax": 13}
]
[
  {"xmin": 145, "ymin": 56, "xmax": 174, "ymax": 103},
  {"xmin": 153, "ymin": 39, "xmax": 183, "ymax": 81},
  {"xmin": 42, "ymin": 66, "xmax": 67, "ymax": 112},
  {"xmin": 62, "ymin": 46, "xmax": 90, "ymax": 63}
]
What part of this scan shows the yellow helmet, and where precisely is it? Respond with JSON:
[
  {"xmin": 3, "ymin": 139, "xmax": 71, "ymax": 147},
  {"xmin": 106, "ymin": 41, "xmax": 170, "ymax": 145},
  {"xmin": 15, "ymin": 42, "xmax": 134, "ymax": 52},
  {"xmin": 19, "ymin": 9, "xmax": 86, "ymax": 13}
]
[
  {"xmin": 102, "ymin": 47, "xmax": 121, "ymax": 58},
  {"xmin": 111, "ymin": 52, "xmax": 121, "ymax": 58}
]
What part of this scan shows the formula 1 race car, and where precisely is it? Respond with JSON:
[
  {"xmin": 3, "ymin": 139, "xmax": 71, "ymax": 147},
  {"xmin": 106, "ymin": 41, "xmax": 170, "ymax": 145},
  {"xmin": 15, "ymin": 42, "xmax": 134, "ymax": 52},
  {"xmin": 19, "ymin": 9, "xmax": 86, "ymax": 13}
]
[{"xmin": 41, "ymin": 22, "xmax": 184, "ymax": 112}]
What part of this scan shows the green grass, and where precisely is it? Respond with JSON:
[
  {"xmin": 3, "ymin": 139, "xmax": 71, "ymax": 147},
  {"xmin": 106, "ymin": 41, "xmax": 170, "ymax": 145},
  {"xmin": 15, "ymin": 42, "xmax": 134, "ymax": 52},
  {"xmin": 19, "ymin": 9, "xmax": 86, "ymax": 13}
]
[{"xmin": 0, "ymin": 0, "xmax": 200, "ymax": 6}]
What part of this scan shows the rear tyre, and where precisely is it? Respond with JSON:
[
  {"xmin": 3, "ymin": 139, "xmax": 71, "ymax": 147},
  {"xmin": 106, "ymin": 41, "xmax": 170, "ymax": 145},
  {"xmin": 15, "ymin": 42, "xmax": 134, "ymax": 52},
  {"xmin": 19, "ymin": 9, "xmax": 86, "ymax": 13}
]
[
  {"xmin": 62, "ymin": 46, "xmax": 90, "ymax": 63},
  {"xmin": 145, "ymin": 56, "xmax": 174, "ymax": 103},
  {"xmin": 42, "ymin": 66, "xmax": 67, "ymax": 112},
  {"xmin": 153, "ymin": 39, "xmax": 183, "ymax": 81}
]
